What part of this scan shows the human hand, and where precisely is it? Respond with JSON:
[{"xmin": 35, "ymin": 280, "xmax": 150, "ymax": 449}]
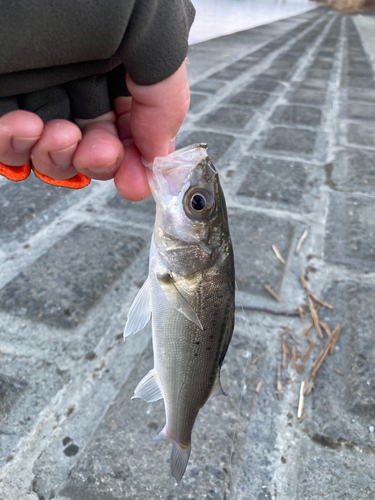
[{"xmin": 0, "ymin": 61, "xmax": 190, "ymax": 201}]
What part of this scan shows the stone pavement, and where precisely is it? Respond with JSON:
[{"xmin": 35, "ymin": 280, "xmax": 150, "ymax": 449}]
[{"xmin": 1, "ymin": 6, "xmax": 375, "ymax": 500}]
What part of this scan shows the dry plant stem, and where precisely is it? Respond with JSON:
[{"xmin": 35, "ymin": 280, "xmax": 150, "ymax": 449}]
[
  {"xmin": 272, "ymin": 244, "xmax": 286, "ymax": 264},
  {"xmin": 296, "ymin": 229, "xmax": 308, "ymax": 255},
  {"xmin": 298, "ymin": 305, "xmax": 305, "ymax": 322},
  {"xmin": 279, "ymin": 327, "xmax": 288, "ymax": 337},
  {"xmin": 264, "ymin": 285, "xmax": 281, "ymax": 302},
  {"xmin": 301, "ymin": 341, "xmax": 315, "ymax": 362},
  {"xmin": 298, "ymin": 412, "xmax": 307, "ymax": 423},
  {"xmin": 251, "ymin": 356, "xmax": 259, "ymax": 365},
  {"xmin": 304, "ymin": 324, "xmax": 341, "ymax": 395},
  {"xmin": 255, "ymin": 381, "xmax": 263, "ymax": 394},
  {"xmin": 335, "ymin": 368, "xmax": 343, "ymax": 376},
  {"xmin": 303, "ymin": 322, "xmax": 314, "ymax": 336},
  {"xmin": 297, "ymin": 364, "xmax": 304, "ymax": 374},
  {"xmin": 291, "ymin": 345, "xmax": 297, "ymax": 369},
  {"xmin": 308, "ymin": 296, "xmax": 323, "ymax": 339},
  {"xmin": 297, "ymin": 381, "xmax": 305, "ymax": 419},
  {"xmin": 283, "ymin": 339, "xmax": 290, "ymax": 368},
  {"xmin": 320, "ymin": 320, "xmax": 331, "ymax": 337},
  {"xmin": 300, "ymin": 265, "xmax": 334, "ymax": 309},
  {"xmin": 329, "ymin": 324, "xmax": 342, "ymax": 355},
  {"xmin": 289, "ymin": 332, "xmax": 301, "ymax": 346}
]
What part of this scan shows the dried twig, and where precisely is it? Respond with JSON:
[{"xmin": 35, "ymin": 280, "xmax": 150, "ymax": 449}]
[
  {"xmin": 251, "ymin": 355, "xmax": 259, "ymax": 365},
  {"xmin": 329, "ymin": 324, "xmax": 342, "ymax": 355},
  {"xmin": 319, "ymin": 320, "xmax": 331, "ymax": 337},
  {"xmin": 308, "ymin": 296, "xmax": 323, "ymax": 339},
  {"xmin": 295, "ymin": 229, "xmax": 308, "ymax": 255},
  {"xmin": 300, "ymin": 265, "xmax": 334, "ymax": 310},
  {"xmin": 255, "ymin": 381, "xmax": 263, "ymax": 394},
  {"xmin": 289, "ymin": 332, "xmax": 301, "ymax": 346},
  {"xmin": 298, "ymin": 412, "xmax": 307, "ymax": 423},
  {"xmin": 272, "ymin": 244, "xmax": 286, "ymax": 264},
  {"xmin": 303, "ymin": 322, "xmax": 313, "ymax": 336},
  {"xmin": 297, "ymin": 364, "xmax": 304, "ymax": 374},
  {"xmin": 278, "ymin": 327, "xmax": 288, "ymax": 337},
  {"xmin": 301, "ymin": 341, "xmax": 315, "ymax": 362},
  {"xmin": 282, "ymin": 338, "xmax": 290, "ymax": 368},
  {"xmin": 298, "ymin": 305, "xmax": 305, "ymax": 323},
  {"xmin": 235, "ymin": 305, "xmax": 299, "ymax": 316},
  {"xmin": 335, "ymin": 368, "xmax": 343, "ymax": 376},
  {"xmin": 264, "ymin": 285, "xmax": 281, "ymax": 302}
]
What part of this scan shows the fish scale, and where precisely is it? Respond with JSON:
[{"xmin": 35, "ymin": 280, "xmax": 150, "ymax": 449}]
[{"xmin": 124, "ymin": 144, "xmax": 235, "ymax": 482}]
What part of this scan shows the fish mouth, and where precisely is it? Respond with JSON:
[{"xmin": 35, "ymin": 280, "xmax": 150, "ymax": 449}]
[{"xmin": 144, "ymin": 144, "xmax": 210, "ymax": 199}]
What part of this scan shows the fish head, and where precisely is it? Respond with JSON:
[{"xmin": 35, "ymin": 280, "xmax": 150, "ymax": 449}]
[{"xmin": 145, "ymin": 144, "xmax": 230, "ymax": 275}]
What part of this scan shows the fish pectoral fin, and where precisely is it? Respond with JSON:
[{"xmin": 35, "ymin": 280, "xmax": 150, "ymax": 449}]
[
  {"xmin": 124, "ymin": 277, "xmax": 152, "ymax": 338},
  {"xmin": 157, "ymin": 273, "xmax": 203, "ymax": 330},
  {"xmin": 209, "ymin": 371, "xmax": 227, "ymax": 400},
  {"xmin": 131, "ymin": 369, "xmax": 163, "ymax": 402}
]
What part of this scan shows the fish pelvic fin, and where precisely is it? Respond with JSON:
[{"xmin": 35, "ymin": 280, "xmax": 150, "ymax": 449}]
[
  {"xmin": 157, "ymin": 273, "xmax": 203, "ymax": 330},
  {"xmin": 171, "ymin": 441, "xmax": 191, "ymax": 484},
  {"xmin": 209, "ymin": 370, "xmax": 227, "ymax": 400},
  {"xmin": 124, "ymin": 277, "xmax": 152, "ymax": 338},
  {"xmin": 131, "ymin": 369, "xmax": 163, "ymax": 402}
]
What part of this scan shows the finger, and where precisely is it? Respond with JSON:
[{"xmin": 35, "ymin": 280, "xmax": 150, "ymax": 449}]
[
  {"xmin": 0, "ymin": 110, "xmax": 43, "ymax": 166},
  {"xmin": 30, "ymin": 119, "xmax": 82, "ymax": 180},
  {"xmin": 73, "ymin": 112, "xmax": 125, "ymax": 181},
  {"xmin": 114, "ymin": 96, "xmax": 132, "ymax": 141},
  {"xmin": 114, "ymin": 141, "xmax": 151, "ymax": 201},
  {"xmin": 123, "ymin": 61, "xmax": 190, "ymax": 162}
]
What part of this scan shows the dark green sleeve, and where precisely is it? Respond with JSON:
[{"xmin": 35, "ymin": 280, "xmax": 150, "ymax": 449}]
[{"xmin": 0, "ymin": 0, "xmax": 195, "ymax": 98}]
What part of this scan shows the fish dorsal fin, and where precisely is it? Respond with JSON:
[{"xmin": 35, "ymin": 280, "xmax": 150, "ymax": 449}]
[
  {"xmin": 157, "ymin": 273, "xmax": 203, "ymax": 330},
  {"xmin": 209, "ymin": 371, "xmax": 227, "ymax": 400},
  {"xmin": 124, "ymin": 277, "xmax": 152, "ymax": 338},
  {"xmin": 131, "ymin": 369, "xmax": 163, "ymax": 402}
]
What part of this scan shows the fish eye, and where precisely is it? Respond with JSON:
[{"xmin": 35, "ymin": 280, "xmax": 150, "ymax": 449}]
[
  {"xmin": 183, "ymin": 188, "xmax": 215, "ymax": 220},
  {"xmin": 191, "ymin": 194, "xmax": 206, "ymax": 211}
]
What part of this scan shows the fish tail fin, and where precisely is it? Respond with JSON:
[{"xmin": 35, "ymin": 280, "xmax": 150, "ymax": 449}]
[{"xmin": 170, "ymin": 441, "xmax": 191, "ymax": 484}]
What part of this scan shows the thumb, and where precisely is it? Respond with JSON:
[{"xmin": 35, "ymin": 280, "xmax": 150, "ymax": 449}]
[{"xmin": 126, "ymin": 61, "xmax": 190, "ymax": 162}]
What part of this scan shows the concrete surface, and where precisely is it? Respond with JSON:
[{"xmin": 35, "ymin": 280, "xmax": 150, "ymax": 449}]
[{"xmin": 1, "ymin": 6, "xmax": 375, "ymax": 500}]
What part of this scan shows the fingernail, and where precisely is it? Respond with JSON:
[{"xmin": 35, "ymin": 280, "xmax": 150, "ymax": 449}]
[
  {"xmin": 49, "ymin": 143, "xmax": 77, "ymax": 169},
  {"xmin": 12, "ymin": 136, "xmax": 40, "ymax": 153},
  {"xmin": 87, "ymin": 162, "xmax": 118, "ymax": 175}
]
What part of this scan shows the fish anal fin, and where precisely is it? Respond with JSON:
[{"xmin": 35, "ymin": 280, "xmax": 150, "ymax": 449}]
[
  {"xmin": 131, "ymin": 369, "xmax": 163, "ymax": 403},
  {"xmin": 171, "ymin": 441, "xmax": 191, "ymax": 484},
  {"xmin": 157, "ymin": 273, "xmax": 203, "ymax": 330},
  {"xmin": 124, "ymin": 277, "xmax": 152, "ymax": 338},
  {"xmin": 209, "ymin": 371, "xmax": 227, "ymax": 400}
]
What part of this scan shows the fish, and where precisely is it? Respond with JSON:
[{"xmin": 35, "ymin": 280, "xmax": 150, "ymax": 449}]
[{"xmin": 124, "ymin": 143, "xmax": 235, "ymax": 483}]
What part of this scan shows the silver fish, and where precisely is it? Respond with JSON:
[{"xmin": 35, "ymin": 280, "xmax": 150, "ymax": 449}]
[{"xmin": 124, "ymin": 144, "xmax": 235, "ymax": 482}]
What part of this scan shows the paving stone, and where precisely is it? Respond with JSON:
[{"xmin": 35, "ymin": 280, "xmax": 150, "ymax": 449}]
[
  {"xmin": 306, "ymin": 68, "xmax": 331, "ymax": 80},
  {"xmin": 285, "ymin": 441, "xmax": 375, "ymax": 500},
  {"xmin": 263, "ymin": 126, "xmax": 317, "ymax": 155},
  {"xmin": 257, "ymin": 68, "xmax": 291, "ymax": 81},
  {"xmin": 310, "ymin": 59, "xmax": 333, "ymax": 70},
  {"xmin": 348, "ymin": 88, "xmax": 375, "ymax": 103},
  {"xmin": 0, "ymin": 225, "xmax": 145, "ymax": 328},
  {"xmin": 226, "ymin": 60, "xmax": 255, "ymax": 71},
  {"xmin": 189, "ymin": 93, "xmax": 209, "ymax": 112},
  {"xmin": 225, "ymin": 90, "xmax": 270, "ymax": 108},
  {"xmin": 176, "ymin": 131, "xmax": 235, "ymax": 164},
  {"xmin": 58, "ymin": 330, "xmax": 277, "ymax": 500},
  {"xmin": 324, "ymin": 192, "xmax": 375, "ymax": 271},
  {"xmin": 0, "ymin": 374, "xmax": 28, "ymax": 426},
  {"xmin": 0, "ymin": 175, "xmax": 70, "ymax": 234},
  {"xmin": 287, "ymin": 89, "xmax": 326, "ymax": 106},
  {"xmin": 348, "ymin": 75, "xmax": 375, "ymax": 90},
  {"xmin": 346, "ymin": 102, "xmax": 375, "ymax": 121},
  {"xmin": 299, "ymin": 78, "xmax": 329, "ymax": 91},
  {"xmin": 237, "ymin": 156, "xmax": 308, "ymax": 206},
  {"xmin": 347, "ymin": 62, "xmax": 373, "ymax": 77},
  {"xmin": 269, "ymin": 105, "xmax": 322, "ymax": 127},
  {"xmin": 347, "ymin": 123, "xmax": 375, "ymax": 147},
  {"xmin": 228, "ymin": 208, "xmax": 295, "ymax": 295},
  {"xmin": 245, "ymin": 78, "xmax": 281, "ymax": 93},
  {"xmin": 208, "ymin": 68, "xmax": 242, "ymax": 81},
  {"xmin": 190, "ymin": 80, "xmax": 226, "ymax": 94},
  {"xmin": 202, "ymin": 106, "xmax": 254, "ymax": 129},
  {"xmin": 327, "ymin": 148, "xmax": 375, "ymax": 194}
]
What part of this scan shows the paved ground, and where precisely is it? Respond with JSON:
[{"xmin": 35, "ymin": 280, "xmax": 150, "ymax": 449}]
[{"xmin": 1, "ymin": 6, "xmax": 375, "ymax": 500}]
